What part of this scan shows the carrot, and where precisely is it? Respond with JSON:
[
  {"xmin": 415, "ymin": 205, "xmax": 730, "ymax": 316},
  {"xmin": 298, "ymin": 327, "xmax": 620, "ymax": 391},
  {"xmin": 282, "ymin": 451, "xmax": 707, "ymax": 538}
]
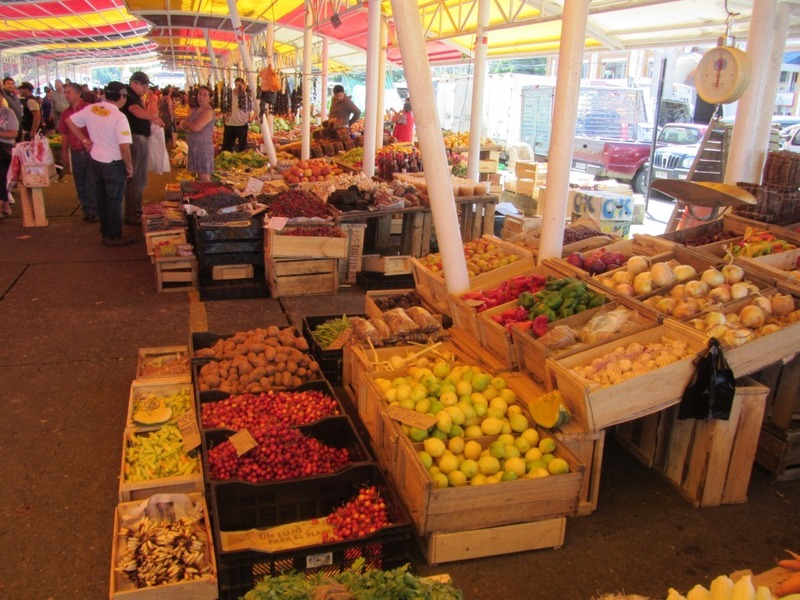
[
  {"xmin": 775, "ymin": 571, "xmax": 800, "ymax": 597},
  {"xmin": 778, "ymin": 559, "xmax": 800, "ymax": 571},
  {"xmin": 788, "ymin": 550, "xmax": 800, "ymax": 562}
]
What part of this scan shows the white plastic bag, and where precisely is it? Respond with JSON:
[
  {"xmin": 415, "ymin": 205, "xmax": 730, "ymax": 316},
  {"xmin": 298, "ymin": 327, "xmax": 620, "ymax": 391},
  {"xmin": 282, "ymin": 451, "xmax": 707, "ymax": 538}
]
[{"xmin": 148, "ymin": 123, "xmax": 170, "ymax": 174}]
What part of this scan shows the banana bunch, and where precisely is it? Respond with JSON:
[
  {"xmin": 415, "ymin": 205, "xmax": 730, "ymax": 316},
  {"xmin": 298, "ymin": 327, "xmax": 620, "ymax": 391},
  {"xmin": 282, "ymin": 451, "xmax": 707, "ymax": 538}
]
[
  {"xmin": 443, "ymin": 131, "xmax": 471, "ymax": 148},
  {"xmin": 116, "ymin": 516, "xmax": 212, "ymax": 588}
]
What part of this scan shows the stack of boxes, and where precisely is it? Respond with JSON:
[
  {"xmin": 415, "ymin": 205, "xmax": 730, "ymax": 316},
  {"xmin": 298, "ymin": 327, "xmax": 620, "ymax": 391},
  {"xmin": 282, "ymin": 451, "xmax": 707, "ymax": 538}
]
[
  {"xmin": 568, "ymin": 187, "xmax": 634, "ymax": 238},
  {"xmin": 513, "ymin": 161, "xmax": 548, "ymax": 216}
]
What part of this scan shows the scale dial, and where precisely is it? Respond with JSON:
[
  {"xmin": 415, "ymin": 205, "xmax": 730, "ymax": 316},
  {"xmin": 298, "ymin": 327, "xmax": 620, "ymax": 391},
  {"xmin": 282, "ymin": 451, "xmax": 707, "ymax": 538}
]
[{"xmin": 695, "ymin": 45, "xmax": 752, "ymax": 104}]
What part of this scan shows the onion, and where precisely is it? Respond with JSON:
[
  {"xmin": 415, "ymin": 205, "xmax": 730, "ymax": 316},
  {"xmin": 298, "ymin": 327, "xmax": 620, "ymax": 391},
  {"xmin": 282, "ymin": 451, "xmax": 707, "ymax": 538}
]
[
  {"xmin": 723, "ymin": 328, "xmax": 754, "ymax": 347},
  {"xmin": 687, "ymin": 318, "xmax": 707, "ymax": 332},
  {"xmin": 650, "ymin": 262, "xmax": 676, "ymax": 288},
  {"xmin": 684, "ymin": 280, "xmax": 709, "ymax": 299},
  {"xmin": 760, "ymin": 323, "xmax": 782, "ymax": 335},
  {"xmin": 721, "ymin": 264, "xmax": 745, "ymax": 284},
  {"xmin": 673, "ymin": 265, "xmax": 697, "ymax": 281},
  {"xmin": 626, "ymin": 255, "xmax": 650, "ymax": 275},
  {"xmin": 752, "ymin": 296, "xmax": 773, "ymax": 316},
  {"xmin": 566, "ymin": 252, "xmax": 584, "ymax": 268},
  {"xmin": 672, "ymin": 298, "xmax": 699, "ymax": 319},
  {"xmin": 613, "ymin": 270, "xmax": 634, "ymax": 285},
  {"xmin": 726, "ymin": 313, "xmax": 741, "ymax": 326},
  {"xmin": 707, "ymin": 285, "xmax": 732, "ymax": 304},
  {"xmin": 730, "ymin": 282, "xmax": 751, "ymax": 300},
  {"xmin": 615, "ymin": 283, "xmax": 635, "ymax": 296},
  {"xmin": 771, "ymin": 293, "xmax": 795, "ymax": 317},
  {"xmin": 706, "ymin": 324, "xmax": 731, "ymax": 339},
  {"xmin": 704, "ymin": 311, "xmax": 727, "ymax": 328},
  {"xmin": 656, "ymin": 297, "xmax": 677, "ymax": 314},
  {"xmin": 633, "ymin": 272, "xmax": 653, "ymax": 295},
  {"xmin": 701, "ymin": 268, "xmax": 725, "ymax": 288},
  {"xmin": 739, "ymin": 305, "xmax": 766, "ymax": 329},
  {"xmin": 670, "ymin": 283, "xmax": 687, "ymax": 301}
]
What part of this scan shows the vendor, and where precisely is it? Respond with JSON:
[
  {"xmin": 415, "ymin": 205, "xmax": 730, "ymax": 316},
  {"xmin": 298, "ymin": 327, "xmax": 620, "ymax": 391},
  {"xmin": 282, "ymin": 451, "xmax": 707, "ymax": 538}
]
[
  {"xmin": 391, "ymin": 100, "xmax": 414, "ymax": 143},
  {"xmin": 329, "ymin": 84, "xmax": 361, "ymax": 129}
]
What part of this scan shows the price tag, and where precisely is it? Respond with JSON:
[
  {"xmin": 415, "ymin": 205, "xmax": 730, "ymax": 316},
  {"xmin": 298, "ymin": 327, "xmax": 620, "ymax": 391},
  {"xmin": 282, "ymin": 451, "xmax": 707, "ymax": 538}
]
[
  {"xmin": 176, "ymin": 411, "xmax": 201, "ymax": 452},
  {"xmin": 242, "ymin": 177, "xmax": 265, "ymax": 197},
  {"xmin": 385, "ymin": 404, "xmax": 437, "ymax": 430},
  {"xmin": 326, "ymin": 328, "xmax": 351, "ymax": 350},
  {"xmin": 229, "ymin": 429, "xmax": 258, "ymax": 456},
  {"xmin": 267, "ymin": 216, "xmax": 289, "ymax": 230}
]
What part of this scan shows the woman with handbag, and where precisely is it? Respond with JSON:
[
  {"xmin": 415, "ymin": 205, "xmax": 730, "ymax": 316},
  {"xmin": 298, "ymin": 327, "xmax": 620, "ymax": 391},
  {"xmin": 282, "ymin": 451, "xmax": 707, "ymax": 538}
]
[{"xmin": 0, "ymin": 102, "xmax": 19, "ymax": 217}]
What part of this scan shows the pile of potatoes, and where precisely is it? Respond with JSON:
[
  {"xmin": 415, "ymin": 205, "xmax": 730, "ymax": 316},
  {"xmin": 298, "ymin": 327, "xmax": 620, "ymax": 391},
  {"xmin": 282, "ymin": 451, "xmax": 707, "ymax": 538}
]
[{"xmin": 195, "ymin": 326, "xmax": 321, "ymax": 393}]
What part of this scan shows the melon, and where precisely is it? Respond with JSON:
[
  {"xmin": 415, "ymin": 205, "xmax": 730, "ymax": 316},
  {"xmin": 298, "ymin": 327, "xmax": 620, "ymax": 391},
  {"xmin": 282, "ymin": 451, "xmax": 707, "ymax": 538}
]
[
  {"xmin": 527, "ymin": 390, "xmax": 571, "ymax": 429},
  {"xmin": 132, "ymin": 395, "xmax": 173, "ymax": 426}
]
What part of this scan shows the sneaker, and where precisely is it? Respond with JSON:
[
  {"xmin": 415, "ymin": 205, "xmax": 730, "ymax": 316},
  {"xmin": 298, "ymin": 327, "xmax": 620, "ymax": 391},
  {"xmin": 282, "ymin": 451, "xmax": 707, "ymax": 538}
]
[{"xmin": 103, "ymin": 236, "xmax": 136, "ymax": 247}]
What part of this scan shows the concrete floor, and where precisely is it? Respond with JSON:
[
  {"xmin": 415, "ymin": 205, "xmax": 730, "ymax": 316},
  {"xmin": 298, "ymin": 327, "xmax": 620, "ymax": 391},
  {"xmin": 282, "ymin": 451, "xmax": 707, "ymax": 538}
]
[{"xmin": 0, "ymin": 172, "xmax": 798, "ymax": 600}]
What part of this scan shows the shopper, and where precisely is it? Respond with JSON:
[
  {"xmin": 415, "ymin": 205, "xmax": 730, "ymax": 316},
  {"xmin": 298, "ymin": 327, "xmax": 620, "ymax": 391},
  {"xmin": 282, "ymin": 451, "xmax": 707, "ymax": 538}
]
[
  {"xmin": 17, "ymin": 82, "xmax": 41, "ymax": 141},
  {"xmin": 221, "ymin": 77, "xmax": 253, "ymax": 153},
  {"xmin": 0, "ymin": 102, "xmax": 18, "ymax": 218},
  {"xmin": 82, "ymin": 84, "xmax": 98, "ymax": 104},
  {"xmin": 391, "ymin": 100, "xmax": 414, "ymax": 143},
  {"xmin": 41, "ymin": 88, "xmax": 54, "ymax": 133},
  {"xmin": 329, "ymin": 84, "xmax": 361, "ymax": 128},
  {"xmin": 51, "ymin": 79, "xmax": 69, "ymax": 130},
  {"xmin": 59, "ymin": 82, "xmax": 97, "ymax": 222},
  {"xmin": 121, "ymin": 71, "xmax": 164, "ymax": 225},
  {"xmin": 65, "ymin": 81, "xmax": 134, "ymax": 246},
  {"xmin": 1, "ymin": 78, "xmax": 23, "ymax": 134},
  {"xmin": 159, "ymin": 85, "xmax": 176, "ymax": 149},
  {"xmin": 178, "ymin": 85, "xmax": 215, "ymax": 182}
]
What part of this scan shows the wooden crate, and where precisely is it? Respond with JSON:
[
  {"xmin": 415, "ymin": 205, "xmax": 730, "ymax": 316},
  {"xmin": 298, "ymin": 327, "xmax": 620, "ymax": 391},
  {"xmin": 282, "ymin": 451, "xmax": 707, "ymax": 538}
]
[
  {"xmin": 515, "ymin": 160, "xmax": 547, "ymax": 179},
  {"xmin": 660, "ymin": 377, "xmax": 768, "ymax": 507},
  {"xmin": 146, "ymin": 229, "xmax": 188, "ymax": 256},
  {"xmin": 410, "ymin": 235, "xmax": 535, "ymax": 315},
  {"xmin": 501, "ymin": 215, "xmax": 541, "ymax": 240},
  {"xmin": 119, "ymin": 427, "xmax": 204, "ymax": 502},
  {"xmin": 477, "ymin": 278, "xmax": 612, "ymax": 371},
  {"xmin": 390, "ymin": 429, "xmax": 584, "ymax": 536},
  {"xmin": 512, "ymin": 300, "xmax": 658, "ymax": 384},
  {"xmin": 266, "ymin": 257, "xmax": 338, "ymax": 298},
  {"xmin": 155, "ymin": 256, "xmax": 197, "ymax": 293},
  {"xmin": 265, "ymin": 227, "xmax": 348, "ymax": 259},
  {"xmin": 361, "ymin": 254, "xmax": 412, "ymax": 275},
  {"xmin": 110, "ymin": 493, "xmax": 218, "ymax": 599},
  {"xmin": 126, "ymin": 377, "xmax": 194, "ymax": 429},
  {"xmin": 419, "ymin": 517, "xmax": 565, "ymax": 565},
  {"xmin": 136, "ymin": 346, "xmax": 191, "ymax": 380},
  {"xmin": 338, "ymin": 222, "xmax": 367, "ymax": 285},
  {"xmin": 614, "ymin": 410, "xmax": 671, "ymax": 469},
  {"xmin": 548, "ymin": 319, "xmax": 709, "ymax": 432},
  {"xmin": 753, "ymin": 354, "xmax": 800, "ymax": 432},
  {"xmin": 757, "ymin": 425, "xmax": 800, "ymax": 481},
  {"xmin": 737, "ymin": 247, "xmax": 800, "ymax": 284},
  {"xmin": 212, "ymin": 263, "xmax": 254, "ymax": 281}
]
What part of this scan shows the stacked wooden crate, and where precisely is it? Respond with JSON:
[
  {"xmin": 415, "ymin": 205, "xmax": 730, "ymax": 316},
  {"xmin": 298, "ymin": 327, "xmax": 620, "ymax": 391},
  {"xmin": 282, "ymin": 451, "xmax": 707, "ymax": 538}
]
[
  {"xmin": 513, "ymin": 160, "xmax": 548, "ymax": 216},
  {"xmin": 754, "ymin": 355, "xmax": 800, "ymax": 481},
  {"xmin": 264, "ymin": 227, "xmax": 346, "ymax": 297}
]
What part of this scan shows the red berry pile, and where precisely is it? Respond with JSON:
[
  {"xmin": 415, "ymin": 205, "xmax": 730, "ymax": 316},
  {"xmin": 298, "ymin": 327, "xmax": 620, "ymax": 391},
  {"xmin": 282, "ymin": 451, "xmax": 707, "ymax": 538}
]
[
  {"xmin": 201, "ymin": 390, "xmax": 341, "ymax": 430},
  {"xmin": 207, "ymin": 425, "xmax": 351, "ymax": 483},
  {"xmin": 324, "ymin": 485, "xmax": 391, "ymax": 541}
]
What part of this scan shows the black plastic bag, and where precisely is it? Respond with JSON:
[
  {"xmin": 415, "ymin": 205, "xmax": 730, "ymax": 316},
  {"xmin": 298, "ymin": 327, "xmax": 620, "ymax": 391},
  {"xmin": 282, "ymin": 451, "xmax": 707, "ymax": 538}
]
[{"xmin": 677, "ymin": 338, "xmax": 736, "ymax": 421}]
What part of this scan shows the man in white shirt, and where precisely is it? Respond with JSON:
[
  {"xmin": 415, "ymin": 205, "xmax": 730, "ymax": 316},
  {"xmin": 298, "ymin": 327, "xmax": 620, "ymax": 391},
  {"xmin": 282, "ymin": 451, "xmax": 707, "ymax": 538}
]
[
  {"xmin": 66, "ymin": 81, "xmax": 135, "ymax": 247},
  {"xmin": 221, "ymin": 77, "xmax": 253, "ymax": 152}
]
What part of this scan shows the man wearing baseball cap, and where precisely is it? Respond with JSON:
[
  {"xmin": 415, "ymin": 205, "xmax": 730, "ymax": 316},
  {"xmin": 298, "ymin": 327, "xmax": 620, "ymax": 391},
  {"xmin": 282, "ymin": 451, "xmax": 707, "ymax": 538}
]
[
  {"xmin": 65, "ymin": 81, "xmax": 135, "ymax": 246},
  {"xmin": 121, "ymin": 71, "xmax": 164, "ymax": 225},
  {"xmin": 17, "ymin": 82, "xmax": 41, "ymax": 141}
]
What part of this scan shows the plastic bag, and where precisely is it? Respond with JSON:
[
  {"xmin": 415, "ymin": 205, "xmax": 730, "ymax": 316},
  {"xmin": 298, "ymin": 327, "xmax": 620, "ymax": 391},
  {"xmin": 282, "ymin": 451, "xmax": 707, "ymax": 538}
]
[
  {"xmin": 677, "ymin": 338, "xmax": 736, "ymax": 421},
  {"xmin": 382, "ymin": 308, "xmax": 420, "ymax": 336},
  {"xmin": 539, "ymin": 325, "xmax": 577, "ymax": 351},
  {"xmin": 348, "ymin": 317, "xmax": 383, "ymax": 346},
  {"xmin": 262, "ymin": 64, "xmax": 281, "ymax": 93},
  {"xmin": 148, "ymin": 124, "xmax": 171, "ymax": 174},
  {"xmin": 404, "ymin": 306, "xmax": 440, "ymax": 332},
  {"xmin": 368, "ymin": 318, "xmax": 393, "ymax": 343},
  {"xmin": 578, "ymin": 307, "xmax": 633, "ymax": 344}
]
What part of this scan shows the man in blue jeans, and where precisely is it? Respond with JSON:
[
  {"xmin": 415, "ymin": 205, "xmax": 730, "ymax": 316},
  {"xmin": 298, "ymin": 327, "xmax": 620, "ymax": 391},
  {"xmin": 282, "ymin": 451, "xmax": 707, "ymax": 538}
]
[
  {"xmin": 65, "ymin": 82, "xmax": 135, "ymax": 246},
  {"xmin": 59, "ymin": 82, "xmax": 97, "ymax": 221}
]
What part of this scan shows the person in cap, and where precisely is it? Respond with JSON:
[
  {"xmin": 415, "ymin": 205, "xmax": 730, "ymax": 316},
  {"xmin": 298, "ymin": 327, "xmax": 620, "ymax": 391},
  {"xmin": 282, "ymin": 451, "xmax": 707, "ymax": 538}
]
[
  {"xmin": 59, "ymin": 82, "xmax": 97, "ymax": 222},
  {"xmin": 329, "ymin": 84, "xmax": 361, "ymax": 128},
  {"xmin": 120, "ymin": 71, "xmax": 164, "ymax": 225},
  {"xmin": 17, "ymin": 82, "xmax": 41, "ymax": 141},
  {"xmin": 65, "ymin": 81, "xmax": 135, "ymax": 246},
  {"xmin": 221, "ymin": 77, "xmax": 253, "ymax": 153}
]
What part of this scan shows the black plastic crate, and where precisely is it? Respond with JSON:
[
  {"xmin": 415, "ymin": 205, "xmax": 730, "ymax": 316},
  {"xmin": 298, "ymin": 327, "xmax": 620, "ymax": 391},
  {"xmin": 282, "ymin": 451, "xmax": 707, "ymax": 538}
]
[
  {"xmin": 356, "ymin": 271, "xmax": 415, "ymax": 290},
  {"xmin": 197, "ymin": 380, "xmax": 345, "ymax": 431},
  {"xmin": 202, "ymin": 415, "xmax": 372, "ymax": 488},
  {"xmin": 198, "ymin": 277, "xmax": 270, "ymax": 301},
  {"xmin": 211, "ymin": 463, "xmax": 412, "ymax": 600},
  {"xmin": 302, "ymin": 314, "xmax": 366, "ymax": 385}
]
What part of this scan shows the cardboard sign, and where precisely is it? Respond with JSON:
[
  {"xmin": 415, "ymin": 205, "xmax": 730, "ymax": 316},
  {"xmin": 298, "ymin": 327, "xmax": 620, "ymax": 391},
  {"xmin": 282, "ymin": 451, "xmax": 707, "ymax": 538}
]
[
  {"xmin": 242, "ymin": 177, "xmax": 265, "ymax": 197},
  {"xmin": 229, "ymin": 429, "xmax": 258, "ymax": 456},
  {"xmin": 326, "ymin": 328, "xmax": 352, "ymax": 350},
  {"xmin": 386, "ymin": 404, "xmax": 437, "ymax": 430},
  {"xmin": 267, "ymin": 216, "xmax": 289, "ymax": 230},
  {"xmin": 176, "ymin": 411, "xmax": 201, "ymax": 452},
  {"xmin": 219, "ymin": 518, "xmax": 336, "ymax": 552}
]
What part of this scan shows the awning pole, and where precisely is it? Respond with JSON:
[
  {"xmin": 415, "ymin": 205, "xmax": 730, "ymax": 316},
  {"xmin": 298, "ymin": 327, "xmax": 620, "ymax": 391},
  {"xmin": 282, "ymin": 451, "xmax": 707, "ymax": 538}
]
[
  {"xmin": 726, "ymin": 0, "xmax": 782, "ymax": 184},
  {"xmin": 538, "ymin": 0, "xmax": 590, "ymax": 261},
  {"xmin": 466, "ymin": 0, "xmax": 489, "ymax": 181},
  {"xmin": 390, "ymin": 0, "xmax": 469, "ymax": 294},
  {"xmin": 362, "ymin": 0, "xmax": 381, "ymax": 178},
  {"xmin": 321, "ymin": 38, "xmax": 329, "ymax": 121},
  {"xmin": 302, "ymin": 0, "xmax": 313, "ymax": 160},
  {"xmin": 204, "ymin": 30, "xmax": 218, "ymax": 85},
  {"xmin": 225, "ymin": 0, "xmax": 259, "ymax": 147},
  {"xmin": 376, "ymin": 18, "xmax": 388, "ymax": 151}
]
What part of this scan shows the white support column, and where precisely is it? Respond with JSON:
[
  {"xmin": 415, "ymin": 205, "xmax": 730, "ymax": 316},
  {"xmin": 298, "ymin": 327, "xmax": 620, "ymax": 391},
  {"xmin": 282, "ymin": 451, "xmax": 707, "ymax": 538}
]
[
  {"xmin": 725, "ymin": 0, "xmax": 778, "ymax": 184},
  {"xmin": 466, "ymin": 0, "xmax": 490, "ymax": 181},
  {"xmin": 302, "ymin": 0, "xmax": 313, "ymax": 160},
  {"xmin": 226, "ymin": 0, "xmax": 258, "ymax": 112},
  {"xmin": 321, "ymin": 38, "xmax": 329, "ymax": 120},
  {"xmin": 538, "ymin": 0, "xmax": 590, "ymax": 261},
  {"xmin": 390, "ymin": 0, "xmax": 469, "ymax": 294},
  {"xmin": 205, "ymin": 30, "xmax": 219, "ymax": 85},
  {"xmin": 376, "ymin": 19, "xmax": 388, "ymax": 151},
  {"xmin": 362, "ymin": 0, "xmax": 381, "ymax": 178}
]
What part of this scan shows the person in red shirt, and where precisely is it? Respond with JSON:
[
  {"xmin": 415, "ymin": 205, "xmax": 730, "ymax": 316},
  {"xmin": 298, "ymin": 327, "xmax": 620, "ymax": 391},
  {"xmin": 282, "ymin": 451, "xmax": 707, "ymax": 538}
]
[
  {"xmin": 59, "ymin": 82, "xmax": 97, "ymax": 221},
  {"xmin": 391, "ymin": 100, "xmax": 414, "ymax": 143}
]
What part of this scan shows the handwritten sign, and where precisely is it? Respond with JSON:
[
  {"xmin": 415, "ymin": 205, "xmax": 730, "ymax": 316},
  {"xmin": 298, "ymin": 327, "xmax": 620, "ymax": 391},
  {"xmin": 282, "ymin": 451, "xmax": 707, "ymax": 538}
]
[
  {"xmin": 385, "ymin": 404, "xmax": 437, "ymax": 430},
  {"xmin": 219, "ymin": 518, "xmax": 336, "ymax": 552},
  {"xmin": 266, "ymin": 216, "xmax": 289, "ymax": 230},
  {"xmin": 176, "ymin": 411, "xmax": 201, "ymax": 452},
  {"xmin": 229, "ymin": 429, "xmax": 258, "ymax": 456},
  {"xmin": 326, "ymin": 329, "xmax": 351, "ymax": 350},
  {"xmin": 242, "ymin": 177, "xmax": 265, "ymax": 197}
]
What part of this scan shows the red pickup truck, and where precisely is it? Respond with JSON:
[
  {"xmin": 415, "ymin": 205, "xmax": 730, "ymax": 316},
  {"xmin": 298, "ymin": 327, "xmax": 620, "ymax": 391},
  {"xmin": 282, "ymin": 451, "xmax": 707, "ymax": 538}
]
[{"xmin": 571, "ymin": 123, "xmax": 707, "ymax": 193}]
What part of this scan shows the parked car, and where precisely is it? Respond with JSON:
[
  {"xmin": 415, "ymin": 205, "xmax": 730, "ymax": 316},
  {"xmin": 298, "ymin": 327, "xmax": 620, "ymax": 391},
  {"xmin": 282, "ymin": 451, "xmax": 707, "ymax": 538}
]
[{"xmin": 782, "ymin": 124, "xmax": 800, "ymax": 152}]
